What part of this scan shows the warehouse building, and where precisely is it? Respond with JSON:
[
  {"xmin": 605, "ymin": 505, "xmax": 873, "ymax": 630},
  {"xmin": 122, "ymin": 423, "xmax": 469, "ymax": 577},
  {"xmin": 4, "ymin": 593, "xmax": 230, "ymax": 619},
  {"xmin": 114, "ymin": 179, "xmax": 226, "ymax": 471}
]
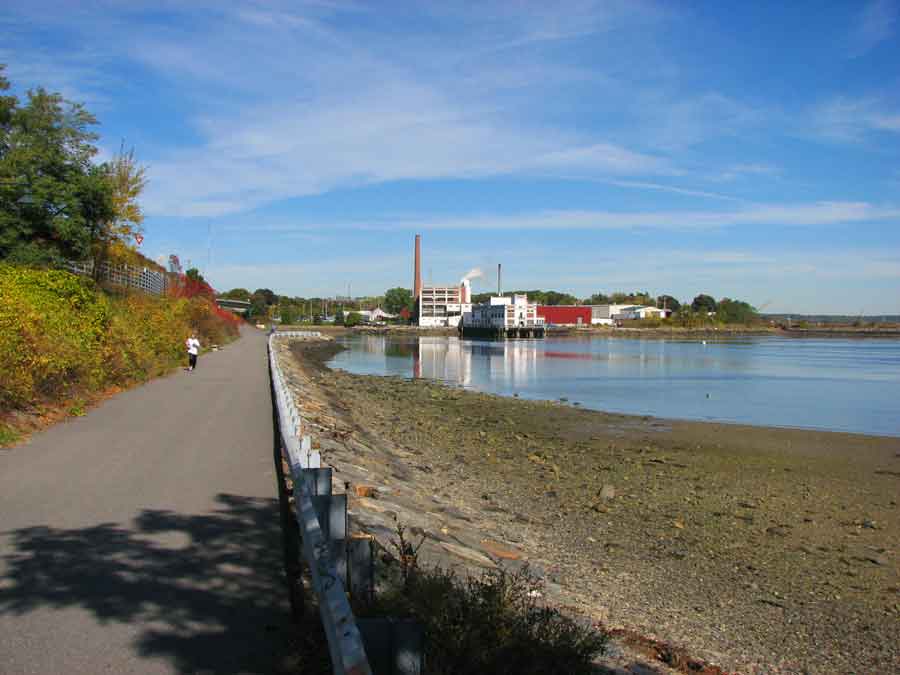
[{"xmin": 537, "ymin": 305, "xmax": 592, "ymax": 326}]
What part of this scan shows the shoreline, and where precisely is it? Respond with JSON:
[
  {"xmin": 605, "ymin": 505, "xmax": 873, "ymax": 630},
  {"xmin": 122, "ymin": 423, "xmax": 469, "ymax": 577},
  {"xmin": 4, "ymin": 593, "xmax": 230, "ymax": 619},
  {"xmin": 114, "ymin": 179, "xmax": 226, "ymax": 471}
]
[
  {"xmin": 281, "ymin": 340, "xmax": 899, "ymax": 674},
  {"xmin": 329, "ymin": 361, "xmax": 900, "ymax": 441},
  {"xmin": 278, "ymin": 324, "xmax": 900, "ymax": 341}
]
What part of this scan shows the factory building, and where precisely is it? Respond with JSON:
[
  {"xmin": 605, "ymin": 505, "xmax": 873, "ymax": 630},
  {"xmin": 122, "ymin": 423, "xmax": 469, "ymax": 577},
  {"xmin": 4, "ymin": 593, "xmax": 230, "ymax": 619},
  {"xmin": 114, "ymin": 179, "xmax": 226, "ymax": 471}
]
[
  {"xmin": 537, "ymin": 305, "xmax": 592, "ymax": 326},
  {"xmin": 461, "ymin": 294, "xmax": 545, "ymax": 338},
  {"xmin": 418, "ymin": 280, "xmax": 473, "ymax": 328},
  {"xmin": 412, "ymin": 234, "xmax": 474, "ymax": 327}
]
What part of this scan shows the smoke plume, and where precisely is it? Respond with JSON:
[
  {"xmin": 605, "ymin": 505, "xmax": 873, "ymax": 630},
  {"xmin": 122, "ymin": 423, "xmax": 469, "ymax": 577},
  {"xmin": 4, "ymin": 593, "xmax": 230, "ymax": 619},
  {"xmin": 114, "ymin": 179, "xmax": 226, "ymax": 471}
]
[{"xmin": 461, "ymin": 267, "xmax": 484, "ymax": 282}]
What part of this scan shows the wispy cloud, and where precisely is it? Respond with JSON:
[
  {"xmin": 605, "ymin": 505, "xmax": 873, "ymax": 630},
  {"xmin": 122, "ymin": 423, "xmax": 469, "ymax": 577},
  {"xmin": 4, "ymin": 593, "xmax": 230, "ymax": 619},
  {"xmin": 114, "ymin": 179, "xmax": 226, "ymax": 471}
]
[
  {"xmin": 810, "ymin": 97, "xmax": 900, "ymax": 142},
  {"xmin": 229, "ymin": 201, "xmax": 899, "ymax": 234},
  {"xmin": 848, "ymin": 0, "xmax": 898, "ymax": 56},
  {"xmin": 607, "ymin": 180, "xmax": 742, "ymax": 202},
  {"xmin": 710, "ymin": 163, "xmax": 782, "ymax": 183},
  {"xmin": 633, "ymin": 92, "xmax": 765, "ymax": 151},
  {"xmin": 401, "ymin": 201, "xmax": 900, "ymax": 231},
  {"xmin": 139, "ymin": 62, "xmax": 673, "ymax": 216}
]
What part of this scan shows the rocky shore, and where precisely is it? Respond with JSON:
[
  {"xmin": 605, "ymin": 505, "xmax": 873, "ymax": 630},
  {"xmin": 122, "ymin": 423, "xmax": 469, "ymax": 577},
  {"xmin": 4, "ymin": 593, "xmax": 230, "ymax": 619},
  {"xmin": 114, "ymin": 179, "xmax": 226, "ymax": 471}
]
[{"xmin": 277, "ymin": 339, "xmax": 899, "ymax": 675}]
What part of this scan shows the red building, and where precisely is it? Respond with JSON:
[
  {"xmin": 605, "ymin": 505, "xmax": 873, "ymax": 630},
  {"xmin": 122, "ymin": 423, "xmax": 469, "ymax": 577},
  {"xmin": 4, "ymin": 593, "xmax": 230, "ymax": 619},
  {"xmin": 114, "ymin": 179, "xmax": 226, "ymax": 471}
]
[{"xmin": 537, "ymin": 305, "xmax": 592, "ymax": 326}]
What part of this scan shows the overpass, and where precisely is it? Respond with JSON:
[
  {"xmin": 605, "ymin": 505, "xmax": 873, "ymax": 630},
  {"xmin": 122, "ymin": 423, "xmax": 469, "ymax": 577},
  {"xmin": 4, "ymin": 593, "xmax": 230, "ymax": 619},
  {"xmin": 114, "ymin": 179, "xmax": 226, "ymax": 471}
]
[{"xmin": 216, "ymin": 298, "xmax": 251, "ymax": 314}]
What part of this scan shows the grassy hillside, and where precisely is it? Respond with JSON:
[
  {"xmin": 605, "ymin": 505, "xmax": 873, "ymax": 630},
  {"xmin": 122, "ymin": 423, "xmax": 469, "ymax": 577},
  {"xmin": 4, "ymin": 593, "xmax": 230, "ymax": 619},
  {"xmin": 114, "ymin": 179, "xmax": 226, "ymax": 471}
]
[{"xmin": 0, "ymin": 265, "xmax": 240, "ymax": 443}]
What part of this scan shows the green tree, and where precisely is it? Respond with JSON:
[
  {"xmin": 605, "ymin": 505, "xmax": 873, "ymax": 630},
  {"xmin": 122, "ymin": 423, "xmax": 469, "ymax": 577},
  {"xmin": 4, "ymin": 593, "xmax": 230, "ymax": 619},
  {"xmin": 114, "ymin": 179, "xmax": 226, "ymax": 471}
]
[
  {"xmin": 0, "ymin": 67, "xmax": 110, "ymax": 266},
  {"xmin": 248, "ymin": 295, "xmax": 268, "ymax": 319},
  {"xmin": 608, "ymin": 291, "xmax": 654, "ymax": 306},
  {"xmin": 253, "ymin": 288, "xmax": 277, "ymax": 305},
  {"xmin": 384, "ymin": 287, "xmax": 413, "ymax": 315},
  {"xmin": 334, "ymin": 308, "xmax": 345, "ymax": 324},
  {"xmin": 279, "ymin": 304, "xmax": 298, "ymax": 325},
  {"xmin": 691, "ymin": 294, "xmax": 717, "ymax": 314},
  {"xmin": 344, "ymin": 311, "xmax": 363, "ymax": 327},
  {"xmin": 539, "ymin": 290, "xmax": 580, "ymax": 305},
  {"xmin": 585, "ymin": 292, "xmax": 610, "ymax": 305},
  {"xmin": 717, "ymin": 298, "xmax": 759, "ymax": 324},
  {"xmin": 185, "ymin": 268, "xmax": 205, "ymax": 284},
  {"xmin": 219, "ymin": 287, "xmax": 251, "ymax": 300},
  {"xmin": 656, "ymin": 295, "xmax": 681, "ymax": 312},
  {"xmin": 77, "ymin": 165, "xmax": 118, "ymax": 271},
  {"xmin": 91, "ymin": 143, "xmax": 146, "ymax": 275}
]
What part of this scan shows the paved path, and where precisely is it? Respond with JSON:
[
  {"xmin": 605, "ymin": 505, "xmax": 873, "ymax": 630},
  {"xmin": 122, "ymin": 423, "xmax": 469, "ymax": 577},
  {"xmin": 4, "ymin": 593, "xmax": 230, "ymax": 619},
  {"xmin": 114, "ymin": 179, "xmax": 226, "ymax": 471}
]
[{"xmin": 0, "ymin": 329, "xmax": 290, "ymax": 674}]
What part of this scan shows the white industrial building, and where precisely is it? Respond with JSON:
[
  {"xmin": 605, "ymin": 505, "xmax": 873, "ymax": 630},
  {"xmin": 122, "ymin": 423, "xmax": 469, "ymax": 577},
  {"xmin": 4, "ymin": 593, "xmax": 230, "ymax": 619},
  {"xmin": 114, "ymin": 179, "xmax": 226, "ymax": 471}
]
[
  {"xmin": 418, "ymin": 279, "xmax": 473, "ymax": 328},
  {"xmin": 461, "ymin": 294, "xmax": 545, "ymax": 337},
  {"xmin": 589, "ymin": 304, "xmax": 633, "ymax": 325},
  {"xmin": 465, "ymin": 294, "xmax": 542, "ymax": 329},
  {"xmin": 590, "ymin": 304, "xmax": 671, "ymax": 324},
  {"xmin": 615, "ymin": 305, "xmax": 670, "ymax": 320}
]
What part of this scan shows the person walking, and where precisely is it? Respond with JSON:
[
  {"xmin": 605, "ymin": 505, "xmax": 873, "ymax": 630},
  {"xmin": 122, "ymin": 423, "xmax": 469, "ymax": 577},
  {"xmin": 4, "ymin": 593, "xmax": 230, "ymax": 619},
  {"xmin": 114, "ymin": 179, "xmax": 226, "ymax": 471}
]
[{"xmin": 186, "ymin": 332, "xmax": 201, "ymax": 372}]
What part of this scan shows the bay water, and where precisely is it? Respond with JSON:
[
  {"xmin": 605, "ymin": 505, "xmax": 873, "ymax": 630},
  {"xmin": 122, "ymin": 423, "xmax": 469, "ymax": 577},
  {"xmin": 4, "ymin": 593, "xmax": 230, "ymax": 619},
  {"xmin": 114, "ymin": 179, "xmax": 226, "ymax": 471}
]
[{"xmin": 327, "ymin": 335, "xmax": 900, "ymax": 437}]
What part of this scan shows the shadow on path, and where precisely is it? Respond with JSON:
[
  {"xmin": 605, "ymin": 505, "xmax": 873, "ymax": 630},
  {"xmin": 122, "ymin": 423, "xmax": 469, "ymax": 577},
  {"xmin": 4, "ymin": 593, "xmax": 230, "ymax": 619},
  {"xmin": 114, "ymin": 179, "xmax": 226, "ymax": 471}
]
[{"xmin": 0, "ymin": 494, "xmax": 293, "ymax": 674}]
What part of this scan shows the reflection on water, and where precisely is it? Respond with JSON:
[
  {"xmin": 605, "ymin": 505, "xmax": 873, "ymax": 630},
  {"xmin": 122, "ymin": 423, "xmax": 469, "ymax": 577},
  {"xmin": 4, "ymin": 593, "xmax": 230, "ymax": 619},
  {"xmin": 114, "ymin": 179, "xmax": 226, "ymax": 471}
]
[{"xmin": 329, "ymin": 335, "xmax": 900, "ymax": 437}]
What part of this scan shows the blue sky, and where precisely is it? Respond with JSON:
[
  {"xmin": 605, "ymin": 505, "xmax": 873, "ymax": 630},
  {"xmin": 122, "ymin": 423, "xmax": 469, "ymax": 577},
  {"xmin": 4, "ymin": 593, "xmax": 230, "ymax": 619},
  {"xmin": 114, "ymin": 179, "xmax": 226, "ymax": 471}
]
[{"xmin": 2, "ymin": 1, "xmax": 899, "ymax": 313}]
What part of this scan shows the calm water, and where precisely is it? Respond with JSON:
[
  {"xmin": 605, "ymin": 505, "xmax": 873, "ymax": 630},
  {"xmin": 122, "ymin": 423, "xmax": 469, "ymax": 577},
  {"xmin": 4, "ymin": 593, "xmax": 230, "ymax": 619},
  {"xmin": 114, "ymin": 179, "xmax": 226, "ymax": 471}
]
[{"xmin": 327, "ymin": 335, "xmax": 900, "ymax": 437}]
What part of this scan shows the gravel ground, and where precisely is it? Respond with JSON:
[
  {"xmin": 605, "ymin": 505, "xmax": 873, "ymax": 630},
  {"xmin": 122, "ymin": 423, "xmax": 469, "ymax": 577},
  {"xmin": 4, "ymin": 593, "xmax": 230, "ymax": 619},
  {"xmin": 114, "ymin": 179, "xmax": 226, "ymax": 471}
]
[{"xmin": 282, "ymin": 341, "xmax": 899, "ymax": 675}]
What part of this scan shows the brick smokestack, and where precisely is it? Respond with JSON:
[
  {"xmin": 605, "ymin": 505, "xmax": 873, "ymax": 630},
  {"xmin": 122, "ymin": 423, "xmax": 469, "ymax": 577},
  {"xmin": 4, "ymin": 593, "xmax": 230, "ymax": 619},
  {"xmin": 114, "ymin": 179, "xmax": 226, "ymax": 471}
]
[{"xmin": 414, "ymin": 234, "xmax": 422, "ymax": 301}]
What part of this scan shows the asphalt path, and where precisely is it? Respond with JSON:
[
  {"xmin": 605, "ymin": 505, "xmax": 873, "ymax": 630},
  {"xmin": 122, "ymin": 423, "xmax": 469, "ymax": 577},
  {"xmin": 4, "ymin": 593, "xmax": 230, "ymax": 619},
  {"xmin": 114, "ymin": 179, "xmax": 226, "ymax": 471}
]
[{"xmin": 0, "ymin": 328, "xmax": 291, "ymax": 674}]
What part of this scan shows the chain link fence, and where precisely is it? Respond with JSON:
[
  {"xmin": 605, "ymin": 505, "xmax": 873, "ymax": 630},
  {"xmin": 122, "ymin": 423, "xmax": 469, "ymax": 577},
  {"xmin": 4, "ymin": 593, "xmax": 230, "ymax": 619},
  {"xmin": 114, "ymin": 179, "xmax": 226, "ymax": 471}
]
[{"xmin": 65, "ymin": 260, "xmax": 171, "ymax": 296}]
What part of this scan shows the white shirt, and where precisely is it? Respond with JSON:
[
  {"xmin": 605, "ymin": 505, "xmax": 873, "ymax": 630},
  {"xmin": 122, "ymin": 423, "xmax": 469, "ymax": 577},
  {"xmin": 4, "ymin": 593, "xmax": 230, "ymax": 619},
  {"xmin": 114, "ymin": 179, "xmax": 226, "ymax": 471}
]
[{"xmin": 186, "ymin": 337, "xmax": 200, "ymax": 355}]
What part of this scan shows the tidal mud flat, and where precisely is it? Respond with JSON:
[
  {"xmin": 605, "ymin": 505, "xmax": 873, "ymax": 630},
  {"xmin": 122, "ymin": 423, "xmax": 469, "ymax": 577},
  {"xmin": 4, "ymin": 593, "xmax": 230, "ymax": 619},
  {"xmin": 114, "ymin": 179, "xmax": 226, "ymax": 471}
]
[{"xmin": 281, "ymin": 341, "xmax": 899, "ymax": 675}]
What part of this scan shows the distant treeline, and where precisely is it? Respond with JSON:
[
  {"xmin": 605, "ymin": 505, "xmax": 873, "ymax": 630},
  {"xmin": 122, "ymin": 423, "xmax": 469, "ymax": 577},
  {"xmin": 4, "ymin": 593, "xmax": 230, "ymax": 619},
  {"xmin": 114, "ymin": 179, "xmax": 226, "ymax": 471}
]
[
  {"xmin": 466, "ymin": 290, "xmax": 763, "ymax": 325},
  {"xmin": 763, "ymin": 314, "xmax": 900, "ymax": 324},
  {"xmin": 229, "ymin": 285, "xmax": 764, "ymax": 326}
]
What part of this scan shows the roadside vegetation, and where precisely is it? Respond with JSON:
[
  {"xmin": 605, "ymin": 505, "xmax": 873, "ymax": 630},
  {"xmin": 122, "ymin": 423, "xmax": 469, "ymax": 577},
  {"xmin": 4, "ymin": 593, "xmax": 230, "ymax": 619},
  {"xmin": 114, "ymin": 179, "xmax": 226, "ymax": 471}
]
[
  {"xmin": 0, "ymin": 66, "xmax": 240, "ymax": 444},
  {"xmin": 0, "ymin": 265, "xmax": 239, "ymax": 444}
]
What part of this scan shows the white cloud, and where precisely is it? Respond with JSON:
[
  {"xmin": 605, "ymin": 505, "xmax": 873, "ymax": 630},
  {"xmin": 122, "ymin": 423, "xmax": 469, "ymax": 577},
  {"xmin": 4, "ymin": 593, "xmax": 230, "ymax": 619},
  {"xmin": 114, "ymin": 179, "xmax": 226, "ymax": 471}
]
[
  {"xmin": 811, "ymin": 97, "xmax": 900, "ymax": 141},
  {"xmin": 872, "ymin": 114, "xmax": 900, "ymax": 131},
  {"xmin": 499, "ymin": 248, "xmax": 900, "ymax": 313},
  {"xmin": 222, "ymin": 200, "xmax": 900, "ymax": 237},
  {"xmin": 711, "ymin": 163, "xmax": 781, "ymax": 183},
  {"xmin": 140, "ymin": 78, "xmax": 672, "ymax": 217},
  {"xmin": 399, "ymin": 201, "xmax": 900, "ymax": 231},
  {"xmin": 69, "ymin": 1, "xmax": 690, "ymax": 217},
  {"xmin": 633, "ymin": 92, "xmax": 764, "ymax": 151},
  {"xmin": 606, "ymin": 180, "xmax": 741, "ymax": 202}
]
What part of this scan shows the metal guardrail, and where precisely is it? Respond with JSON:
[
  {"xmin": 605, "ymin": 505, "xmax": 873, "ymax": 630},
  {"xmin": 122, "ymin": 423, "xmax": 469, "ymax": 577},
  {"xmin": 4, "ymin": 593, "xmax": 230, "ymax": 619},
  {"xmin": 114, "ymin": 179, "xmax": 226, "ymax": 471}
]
[{"xmin": 268, "ymin": 331, "xmax": 374, "ymax": 675}]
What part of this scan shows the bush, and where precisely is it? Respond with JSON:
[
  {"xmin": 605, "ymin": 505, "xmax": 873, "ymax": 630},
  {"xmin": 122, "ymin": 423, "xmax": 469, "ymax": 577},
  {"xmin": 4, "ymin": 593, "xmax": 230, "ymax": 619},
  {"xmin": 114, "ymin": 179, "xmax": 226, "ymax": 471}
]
[
  {"xmin": 361, "ymin": 528, "xmax": 607, "ymax": 675},
  {"xmin": 387, "ymin": 565, "xmax": 606, "ymax": 674},
  {"xmin": 0, "ymin": 264, "xmax": 239, "ymax": 411}
]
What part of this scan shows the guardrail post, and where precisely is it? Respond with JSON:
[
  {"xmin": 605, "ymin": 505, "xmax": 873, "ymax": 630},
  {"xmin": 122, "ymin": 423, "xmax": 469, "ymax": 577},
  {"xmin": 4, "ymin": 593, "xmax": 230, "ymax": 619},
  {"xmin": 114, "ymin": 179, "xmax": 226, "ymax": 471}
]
[{"xmin": 357, "ymin": 619, "xmax": 424, "ymax": 675}]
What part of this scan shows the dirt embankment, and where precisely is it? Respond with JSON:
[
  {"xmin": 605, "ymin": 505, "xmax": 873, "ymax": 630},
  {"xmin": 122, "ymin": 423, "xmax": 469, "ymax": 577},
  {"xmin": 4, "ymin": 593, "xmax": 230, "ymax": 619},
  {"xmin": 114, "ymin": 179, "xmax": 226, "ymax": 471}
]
[{"xmin": 281, "ymin": 341, "xmax": 900, "ymax": 675}]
